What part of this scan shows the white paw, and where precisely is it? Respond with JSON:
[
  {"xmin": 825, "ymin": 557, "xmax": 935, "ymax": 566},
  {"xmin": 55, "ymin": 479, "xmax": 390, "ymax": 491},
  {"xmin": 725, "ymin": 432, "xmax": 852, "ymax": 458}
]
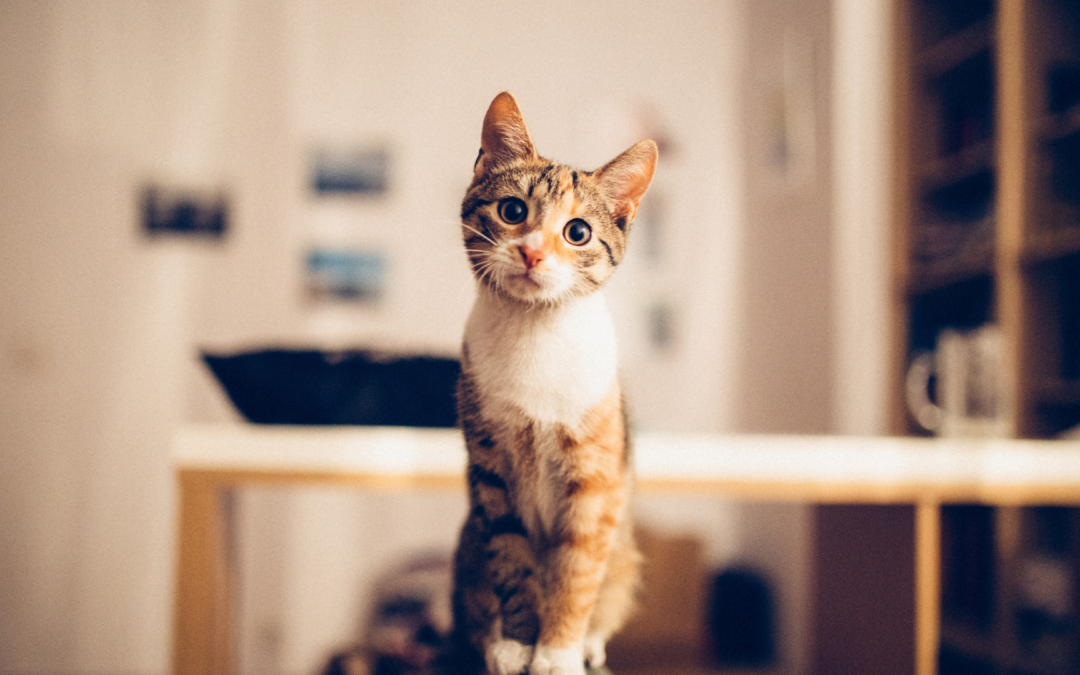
[
  {"xmin": 582, "ymin": 635, "xmax": 606, "ymax": 668},
  {"xmin": 530, "ymin": 644, "xmax": 586, "ymax": 675},
  {"xmin": 485, "ymin": 638, "xmax": 533, "ymax": 675}
]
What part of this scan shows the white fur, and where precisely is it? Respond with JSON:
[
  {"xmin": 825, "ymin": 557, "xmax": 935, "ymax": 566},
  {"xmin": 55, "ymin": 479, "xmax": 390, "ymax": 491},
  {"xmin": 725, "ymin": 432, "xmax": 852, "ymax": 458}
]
[
  {"xmin": 582, "ymin": 634, "xmax": 607, "ymax": 668},
  {"xmin": 509, "ymin": 424, "xmax": 564, "ymax": 538},
  {"xmin": 465, "ymin": 285, "xmax": 618, "ymax": 539},
  {"xmin": 463, "ymin": 285, "xmax": 617, "ymax": 428},
  {"xmin": 486, "ymin": 637, "xmax": 534, "ymax": 675},
  {"xmin": 531, "ymin": 644, "xmax": 586, "ymax": 675}
]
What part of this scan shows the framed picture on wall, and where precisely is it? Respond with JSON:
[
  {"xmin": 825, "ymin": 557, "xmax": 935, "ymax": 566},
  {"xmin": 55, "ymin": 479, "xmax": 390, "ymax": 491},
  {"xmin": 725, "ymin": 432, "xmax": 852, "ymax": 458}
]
[
  {"xmin": 304, "ymin": 248, "xmax": 386, "ymax": 304},
  {"xmin": 141, "ymin": 184, "xmax": 229, "ymax": 239},
  {"xmin": 311, "ymin": 145, "xmax": 391, "ymax": 197}
]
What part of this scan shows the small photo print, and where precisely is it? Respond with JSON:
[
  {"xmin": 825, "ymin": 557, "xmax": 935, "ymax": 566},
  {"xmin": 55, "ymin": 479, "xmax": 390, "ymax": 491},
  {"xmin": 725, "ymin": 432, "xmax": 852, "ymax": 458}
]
[
  {"xmin": 311, "ymin": 145, "xmax": 390, "ymax": 196},
  {"xmin": 141, "ymin": 184, "xmax": 228, "ymax": 239},
  {"xmin": 647, "ymin": 300, "xmax": 675, "ymax": 352},
  {"xmin": 304, "ymin": 249, "xmax": 386, "ymax": 303}
]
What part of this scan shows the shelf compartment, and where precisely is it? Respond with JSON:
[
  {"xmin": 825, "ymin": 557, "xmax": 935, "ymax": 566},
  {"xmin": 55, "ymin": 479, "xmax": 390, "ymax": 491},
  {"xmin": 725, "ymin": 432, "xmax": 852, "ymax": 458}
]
[
  {"xmin": 1032, "ymin": 379, "xmax": 1080, "ymax": 409},
  {"xmin": 1053, "ymin": 254, "xmax": 1080, "ymax": 381},
  {"xmin": 913, "ymin": 0, "xmax": 995, "ymax": 51},
  {"xmin": 908, "ymin": 240, "xmax": 995, "ymax": 295},
  {"xmin": 928, "ymin": 48, "xmax": 996, "ymax": 158},
  {"xmin": 909, "ymin": 168, "xmax": 996, "ymax": 294},
  {"xmin": 942, "ymin": 504, "xmax": 997, "ymax": 632},
  {"xmin": 918, "ymin": 17, "xmax": 995, "ymax": 76},
  {"xmin": 940, "ymin": 621, "xmax": 999, "ymax": 666},
  {"xmin": 1039, "ymin": 105, "xmax": 1080, "ymax": 144},
  {"xmin": 908, "ymin": 276, "xmax": 994, "ymax": 353},
  {"xmin": 1043, "ymin": 128, "xmax": 1080, "ymax": 210},
  {"xmin": 921, "ymin": 141, "xmax": 995, "ymax": 188}
]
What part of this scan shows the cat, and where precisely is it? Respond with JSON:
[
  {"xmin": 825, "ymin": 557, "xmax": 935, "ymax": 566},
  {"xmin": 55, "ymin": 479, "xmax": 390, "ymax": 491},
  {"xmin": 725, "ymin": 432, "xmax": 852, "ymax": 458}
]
[{"xmin": 445, "ymin": 92, "xmax": 657, "ymax": 675}]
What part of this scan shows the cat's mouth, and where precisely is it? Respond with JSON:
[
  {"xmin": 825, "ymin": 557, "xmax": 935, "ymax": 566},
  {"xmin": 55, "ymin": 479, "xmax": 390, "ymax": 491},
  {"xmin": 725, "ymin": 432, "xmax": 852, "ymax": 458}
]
[
  {"xmin": 503, "ymin": 271, "xmax": 543, "ymax": 296},
  {"xmin": 497, "ymin": 266, "xmax": 565, "ymax": 303},
  {"xmin": 517, "ymin": 270, "xmax": 542, "ymax": 287}
]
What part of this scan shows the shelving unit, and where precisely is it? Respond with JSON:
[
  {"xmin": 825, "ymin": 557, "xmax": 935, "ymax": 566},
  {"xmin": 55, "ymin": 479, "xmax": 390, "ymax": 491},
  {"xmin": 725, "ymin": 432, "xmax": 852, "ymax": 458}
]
[{"xmin": 893, "ymin": 1, "xmax": 1080, "ymax": 673}]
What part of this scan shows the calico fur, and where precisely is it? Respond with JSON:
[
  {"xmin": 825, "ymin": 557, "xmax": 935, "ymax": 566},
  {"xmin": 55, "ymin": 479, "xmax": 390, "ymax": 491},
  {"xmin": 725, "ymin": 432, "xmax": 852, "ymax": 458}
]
[{"xmin": 444, "ymin": 92, "xmax": 656, "ymax": 675}]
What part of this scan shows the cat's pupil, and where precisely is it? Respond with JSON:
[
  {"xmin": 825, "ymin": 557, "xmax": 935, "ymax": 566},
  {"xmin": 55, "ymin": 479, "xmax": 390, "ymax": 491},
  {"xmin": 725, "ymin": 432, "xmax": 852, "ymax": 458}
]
[
  {"xmin": 499, "ymin": 197, "xmax": 527, "ymax": 224},
  {"xmin": 563, "ymin": 219, "xmax": 592, "ymax": 246}
]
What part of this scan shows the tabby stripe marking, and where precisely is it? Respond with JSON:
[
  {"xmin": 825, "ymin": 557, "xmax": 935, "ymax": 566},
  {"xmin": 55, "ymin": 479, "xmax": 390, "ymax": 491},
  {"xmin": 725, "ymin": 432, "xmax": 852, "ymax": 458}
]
[
  {"xmin": 476, "ymin": 213, "xmax": 499, "ymax": 237},
  {"xmin": 485, "ymin": 514, "xmax": 529, "ymax": 540},
  {"xmin": 468, "ymin": 464, "xmax": 507, "ymax": 491},
  {"xmin": 598, "ymin": 238, "xmax": 618, "ymax": 267},
  {"xmin": 460, "ymin": 196, "xmax": 492, "ymax": 220},
  {"xmin": 531, "ymin": 165, "xmax": 554, "ymax": 198}
]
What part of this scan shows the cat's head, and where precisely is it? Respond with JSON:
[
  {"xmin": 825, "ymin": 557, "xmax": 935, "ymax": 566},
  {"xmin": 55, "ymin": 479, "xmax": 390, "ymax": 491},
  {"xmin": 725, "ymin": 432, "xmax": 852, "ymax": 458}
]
[{"xmin": 461, "ymin": 92, "xmax": 657, "ymax": 306}]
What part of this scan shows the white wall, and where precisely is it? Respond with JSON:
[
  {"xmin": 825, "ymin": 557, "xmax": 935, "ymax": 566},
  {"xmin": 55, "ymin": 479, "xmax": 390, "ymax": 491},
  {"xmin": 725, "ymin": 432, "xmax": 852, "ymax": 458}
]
[
  {"xmin": 0, "ymin": 1, "xmax": 748, "ymax": 674},
  {"xmin": 831, "ymin": 0, "xmax": 895, "ymax": 437},
  {"xmin": 0, "ymin": 1, "xmax": 895, "ymax": 674},
  {"xmin": 219, "ymin": 2, "xmax": 753, "ymax": 673}
]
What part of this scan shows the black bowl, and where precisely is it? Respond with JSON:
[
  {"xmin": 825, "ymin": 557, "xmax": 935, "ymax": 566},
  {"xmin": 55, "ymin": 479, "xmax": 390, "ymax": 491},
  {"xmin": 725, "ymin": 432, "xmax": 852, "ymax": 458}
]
[{"xmin": 203, "ymin": 349, "xmax": 460, "ymax": 427}]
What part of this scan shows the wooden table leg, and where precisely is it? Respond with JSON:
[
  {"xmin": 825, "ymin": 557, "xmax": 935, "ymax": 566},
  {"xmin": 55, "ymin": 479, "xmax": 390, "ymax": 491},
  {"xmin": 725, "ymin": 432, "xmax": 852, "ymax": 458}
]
[
  {"xmin": 173, "ymin": 471, "xmax": 234, "ymax": 675},
  {"xmin": 915, "ymin": 501, "xmax": 941, "ymax": 675}
]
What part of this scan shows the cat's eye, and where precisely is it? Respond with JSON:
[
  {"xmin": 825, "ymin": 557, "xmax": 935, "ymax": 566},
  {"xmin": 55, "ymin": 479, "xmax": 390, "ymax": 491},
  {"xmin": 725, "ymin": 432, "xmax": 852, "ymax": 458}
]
[
  {"xmin": 563, "ymin": 219, "xmax": 592, "ymax": 246},
  {"xmin": 498, "ymin": 197, "xmax": 528, "ymax": 224}
]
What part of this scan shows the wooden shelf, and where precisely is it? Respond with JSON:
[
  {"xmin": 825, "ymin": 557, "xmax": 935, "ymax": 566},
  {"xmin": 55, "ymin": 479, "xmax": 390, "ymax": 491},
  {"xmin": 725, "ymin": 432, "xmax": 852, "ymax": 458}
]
[
  {"xmin": 907, "ymin": 243, "xmax": 993, "ymax": 294},
  {"xmin": 919, "ymin": 141, "xmax": 994, "ymax": 188},
  {"xmin": 917, "ymin": 18, "xmax": 995, "ymax": 76},
  {"xmin": 894, "ymin": 1, "xmax": 1080, "ymax": 674},
  {"xmin": 1039, "ymin": 105, "xmax": 1080, "ymax": 143},
  {"xmin": 1023, "ymin": 227, "xmax": 1080, "ymax": 265},
  {"xmin": 1033, "ymin": 379, "xmax": 1080, "ymax": 408},
  {"xmin": 939, "ymin": 622, "xmax": 998, "ymax": 664}
]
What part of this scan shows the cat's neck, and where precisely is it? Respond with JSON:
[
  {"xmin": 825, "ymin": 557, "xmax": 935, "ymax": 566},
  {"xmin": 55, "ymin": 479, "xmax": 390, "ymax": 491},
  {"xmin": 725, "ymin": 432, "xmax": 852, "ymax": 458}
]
[
  {"xmin": 472, "ymin": 283, "xmax": 599, "ymax": 317},
  {"xmin": 463, "ymin": 283, "xmax": 618, "ymax": 427}
]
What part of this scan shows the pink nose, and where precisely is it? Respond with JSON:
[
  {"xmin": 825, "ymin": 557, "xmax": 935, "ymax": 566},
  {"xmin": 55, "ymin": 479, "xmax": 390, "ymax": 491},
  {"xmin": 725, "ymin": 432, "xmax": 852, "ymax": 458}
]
[{"xmin": 520, "ymin": 244, "xmax": 546, "ymax": 270}]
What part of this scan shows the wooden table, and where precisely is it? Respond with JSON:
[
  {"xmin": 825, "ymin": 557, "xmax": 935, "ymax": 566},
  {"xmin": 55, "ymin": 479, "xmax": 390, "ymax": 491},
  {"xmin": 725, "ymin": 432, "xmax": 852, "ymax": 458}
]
[{"xmin": 172, "ymin": 426, "xmax": 1080, "ymax": 675}]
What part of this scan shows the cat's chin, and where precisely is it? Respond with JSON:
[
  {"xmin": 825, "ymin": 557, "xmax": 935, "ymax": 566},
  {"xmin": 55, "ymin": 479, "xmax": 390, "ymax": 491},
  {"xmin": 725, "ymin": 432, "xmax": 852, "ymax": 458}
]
[{"xmin": 493, "ymin": 275, "xmax": 572, "ymax": 306}]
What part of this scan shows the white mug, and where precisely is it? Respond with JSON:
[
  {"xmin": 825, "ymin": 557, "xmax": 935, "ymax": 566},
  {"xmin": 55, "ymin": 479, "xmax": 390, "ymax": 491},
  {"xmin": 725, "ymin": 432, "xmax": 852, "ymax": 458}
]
[{"xmin": 905, "ymin": 324, "xmax": 1011, "ymax": 438}]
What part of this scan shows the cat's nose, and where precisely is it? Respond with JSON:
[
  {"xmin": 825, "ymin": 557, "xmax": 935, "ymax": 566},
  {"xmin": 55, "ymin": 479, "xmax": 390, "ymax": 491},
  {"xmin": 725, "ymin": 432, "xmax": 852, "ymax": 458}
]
[{"xmin": 520, "ymin": 244, "xmax": 546, "ymax": 270}]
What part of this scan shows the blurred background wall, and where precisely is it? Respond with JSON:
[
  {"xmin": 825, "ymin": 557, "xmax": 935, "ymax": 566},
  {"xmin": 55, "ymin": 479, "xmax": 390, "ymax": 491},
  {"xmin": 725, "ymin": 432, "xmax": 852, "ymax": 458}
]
[{"xmin": 0, "ymin": 0, "xmax": 893, "ymax": 674}]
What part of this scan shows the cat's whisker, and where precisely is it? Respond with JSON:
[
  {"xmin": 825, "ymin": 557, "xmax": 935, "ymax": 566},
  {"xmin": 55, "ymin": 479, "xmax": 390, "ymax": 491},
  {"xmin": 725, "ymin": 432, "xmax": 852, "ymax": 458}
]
[
  {"xmin": 461, "ymin": 223, "xmax": 498, "ymax": 246},
  {"xmin": 474, "ymin": 264, "xmax": 499, "ymax": 287}
]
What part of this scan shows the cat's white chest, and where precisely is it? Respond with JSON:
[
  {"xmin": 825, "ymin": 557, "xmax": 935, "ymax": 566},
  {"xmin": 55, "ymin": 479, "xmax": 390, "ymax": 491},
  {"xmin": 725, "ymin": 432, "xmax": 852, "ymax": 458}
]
[{"xmin": 463, "ymin": 288, "xmax": 618, "ymax": 427}]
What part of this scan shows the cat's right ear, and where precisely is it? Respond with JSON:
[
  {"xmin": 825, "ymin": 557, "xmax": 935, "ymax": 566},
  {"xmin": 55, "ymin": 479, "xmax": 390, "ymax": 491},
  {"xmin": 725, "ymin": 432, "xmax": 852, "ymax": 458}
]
[{"xmin": 475, "ymin": 91, "xmax": 536, "ymax": 177}]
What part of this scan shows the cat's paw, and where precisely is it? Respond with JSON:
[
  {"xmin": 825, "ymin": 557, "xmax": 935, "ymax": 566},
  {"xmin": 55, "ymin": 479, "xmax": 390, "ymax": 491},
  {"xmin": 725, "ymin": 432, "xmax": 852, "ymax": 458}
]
[
  {"xmin": 529, "ymin": 644, "xmax": 586, "ymax": 675},
  {"xmin": 485, "ymin": 638, "xmax": 533, "ymax": 675},
  {"xmin": 582, "ymin": 634, "xmax": 607, "ymax": 669}
]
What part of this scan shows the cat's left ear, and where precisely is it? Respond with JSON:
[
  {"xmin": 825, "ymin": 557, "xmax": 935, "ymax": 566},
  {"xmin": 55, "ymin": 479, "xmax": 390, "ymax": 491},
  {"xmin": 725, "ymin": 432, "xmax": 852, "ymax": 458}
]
[{"xmin": 594, "ymin": 140, "xmax": 658, "ymax": 230}]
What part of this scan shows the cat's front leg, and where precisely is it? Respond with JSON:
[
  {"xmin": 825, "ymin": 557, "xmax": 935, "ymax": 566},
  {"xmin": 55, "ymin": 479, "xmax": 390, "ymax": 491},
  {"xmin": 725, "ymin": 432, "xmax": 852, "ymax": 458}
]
[
  {"xmin": 482, "ymin": 533, "xmax": 541, "ymax": 675},
  {"xmin": 528, "ymin": 497, "xmax": 623, "ymax": 675},
  {"xmin": 530, "ymin": 402, "xmax": 629, "ymax": 675}
]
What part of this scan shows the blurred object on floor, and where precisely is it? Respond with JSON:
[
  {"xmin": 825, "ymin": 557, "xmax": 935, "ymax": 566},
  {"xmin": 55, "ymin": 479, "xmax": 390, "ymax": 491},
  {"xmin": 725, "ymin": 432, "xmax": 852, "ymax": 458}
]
[
  {"xmin": 706, "ymin": 567, "xmax": 775, "ymax": 668},
  {"xmin": 322, "ymin": 551, "xmax": 453, "ymax": 675},
  {"xmin": 606, "ymin": 528, "xmax": 708, "ymax": 673}
]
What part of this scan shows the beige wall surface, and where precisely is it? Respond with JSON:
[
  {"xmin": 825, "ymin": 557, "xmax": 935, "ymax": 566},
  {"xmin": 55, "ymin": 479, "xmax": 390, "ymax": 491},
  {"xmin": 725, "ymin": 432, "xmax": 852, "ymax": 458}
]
[{"xmin": 0, "ymin": 1, "xmax": 893, "ymax": 674}]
